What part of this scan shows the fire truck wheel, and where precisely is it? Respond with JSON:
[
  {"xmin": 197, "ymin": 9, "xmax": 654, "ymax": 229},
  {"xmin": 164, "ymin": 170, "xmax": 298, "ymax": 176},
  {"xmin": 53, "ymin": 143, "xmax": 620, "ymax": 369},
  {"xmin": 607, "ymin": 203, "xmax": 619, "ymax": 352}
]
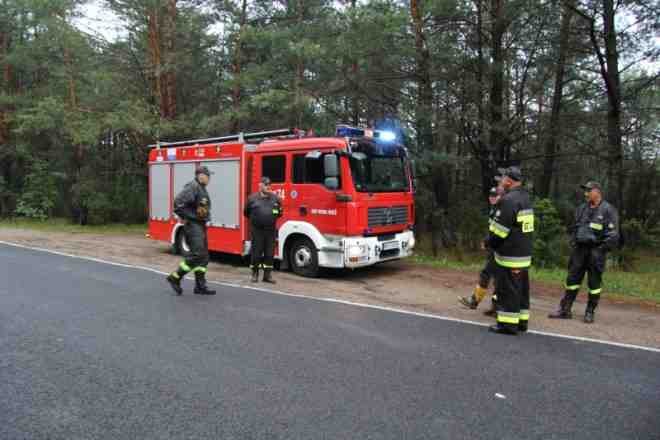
[
  {"xmin": 174, "ymin": 229, "xmax": 190, "ymax": 255},
  {"xmin": 289, "ymin": 237, "xmax": 319, "ymax": 278}
]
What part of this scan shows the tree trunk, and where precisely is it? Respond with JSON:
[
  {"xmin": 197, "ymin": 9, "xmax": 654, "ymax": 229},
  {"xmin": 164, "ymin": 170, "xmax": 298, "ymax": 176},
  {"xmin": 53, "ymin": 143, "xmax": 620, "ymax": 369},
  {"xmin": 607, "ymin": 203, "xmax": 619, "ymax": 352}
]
[
  {"xmin": 411, "ymin": 1, "xmax": 453, "ymax": 248},
  {"xmin": 489, "ymin": 0, "xmax": 507, "ymax": 164},
  {"xmin": 63, "ymin": 46, "xmax": 77, "ymax": 110},
  {"xmin": 147, "ymin": 7, "xmax": 163, "ymax": 117},
  {"xmin": 350, "ymin": 0, "xmax": 359, "ymax": 125},
  {"xmin": 410, "ymin": 0, "xmax": 434, "ymax": 153},
  {"xmin": 230, "ymin": 0, "xmax": 248, "ymax": 132},
  {"xmin": 569, "ymin": 0, "xmax": 624, "ymax": 209},
  {"xmin": 474, "ymin": 0, "xmax": 492, "ymax": 196},
  {"xmin": 293, "ymin": 0, "xmax": 305, "ymax": 127},
  {"xmin": 162, "ymin": 0, "xmax": 177, "ymax": 120},
  {"xmin": 0, "ymin": 29, "xmax": 10, "ymax": 144},
  {"xmin": 539, "ymin": 1, "xmax": 574, "ymax": 197},
  {"xmin": 602, "ymin": 0, "xmax": 623, "ymax": 211},
  {"xmin": 0, "ymin": 30, "xmax": 9, "ymax": 145}
]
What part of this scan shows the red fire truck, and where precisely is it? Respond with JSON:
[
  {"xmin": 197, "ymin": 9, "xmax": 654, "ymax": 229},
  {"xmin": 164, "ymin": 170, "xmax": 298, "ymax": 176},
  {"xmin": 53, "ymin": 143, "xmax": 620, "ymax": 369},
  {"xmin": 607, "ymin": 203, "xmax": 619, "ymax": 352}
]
[{"xmin": 147, "ymin": 126, "xmax": 415, "ymax": 277}]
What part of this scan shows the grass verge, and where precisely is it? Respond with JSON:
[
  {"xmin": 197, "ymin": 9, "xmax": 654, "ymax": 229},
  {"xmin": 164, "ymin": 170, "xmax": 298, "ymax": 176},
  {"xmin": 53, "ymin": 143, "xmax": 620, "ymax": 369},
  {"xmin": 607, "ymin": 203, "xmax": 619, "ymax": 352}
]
[
  {"xmin": 412, "ymin": 252, "xmax": 660, "ymax": 304},
  {"xmin": 0, "ymin": 218, "xmax": 147, "ymax": 235}
]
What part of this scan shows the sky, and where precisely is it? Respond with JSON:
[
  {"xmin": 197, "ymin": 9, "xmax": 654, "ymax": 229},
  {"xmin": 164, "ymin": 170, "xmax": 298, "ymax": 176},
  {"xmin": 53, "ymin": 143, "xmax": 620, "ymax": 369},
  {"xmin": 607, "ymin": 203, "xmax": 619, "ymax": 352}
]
[
  {"xmin": 72, "ymin": 1, "xmax": 126, "ymax": 43},
  {"xmin": 73, "ymin": 0, "xmax": 657, "ymax": 72}
]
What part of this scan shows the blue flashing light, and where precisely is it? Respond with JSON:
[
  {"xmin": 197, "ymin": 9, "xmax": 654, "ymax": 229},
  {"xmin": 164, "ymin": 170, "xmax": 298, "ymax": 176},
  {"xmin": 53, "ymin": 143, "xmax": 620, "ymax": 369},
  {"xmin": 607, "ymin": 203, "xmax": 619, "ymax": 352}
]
[
  {"xmin": 336, "ymin": 125, "xmax": 366, "ymax": 138},
  {"xmin": 336, "ymin": 124, "xmax": 397, "ymax": 143},
  {"xmin": 336, "ymin": 123, "xmax": 406, "ymax": 157},
  {"xmin": 374, "ymin": 118, "xmax": 405, "ymax": 145},
  {"xmin": 377, "ymin": 130, "xmax": 396, "ymax": 142}
]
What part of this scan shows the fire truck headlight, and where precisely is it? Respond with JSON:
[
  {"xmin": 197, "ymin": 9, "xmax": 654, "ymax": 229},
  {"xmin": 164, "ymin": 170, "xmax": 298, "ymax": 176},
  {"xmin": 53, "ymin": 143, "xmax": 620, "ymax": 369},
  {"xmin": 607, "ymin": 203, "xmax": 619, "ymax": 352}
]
[
  {"xmin": 407, "ymin": 235, "xmax": 416, "ymax": 249},
  {"xmin": 347, "ymin": 244, "xmax": 367, "ymax": 257}
]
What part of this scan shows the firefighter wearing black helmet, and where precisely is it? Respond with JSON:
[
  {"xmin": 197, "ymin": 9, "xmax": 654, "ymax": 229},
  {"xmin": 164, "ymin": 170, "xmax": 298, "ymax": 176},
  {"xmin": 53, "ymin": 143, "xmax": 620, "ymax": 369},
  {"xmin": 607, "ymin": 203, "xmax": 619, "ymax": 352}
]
[
  {"xmin": 486, "ymin": 166, "xmax": 534, "ymax": 335},
  {"xmin": 244, "ymin": 176, "xmax": 283, "ymax": 283},
  {"xmin": 166, "ymin": 166, "xmax": 216, "ymax": 296},
  {"xmin": 549, "ymin": 181, "xmax": 619, "ymax": 323}
]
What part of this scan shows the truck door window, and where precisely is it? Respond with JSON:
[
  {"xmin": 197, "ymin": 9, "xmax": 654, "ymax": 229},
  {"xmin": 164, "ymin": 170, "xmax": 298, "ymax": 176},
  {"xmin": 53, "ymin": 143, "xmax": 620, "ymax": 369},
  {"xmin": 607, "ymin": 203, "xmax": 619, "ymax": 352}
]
[
  {"xmin": 293, "ymin": 153, "xmax": 339, "ymax": 186},
  {"xmin": 262, "ymin": 155, "xmax": 286, "ymax": 183}
]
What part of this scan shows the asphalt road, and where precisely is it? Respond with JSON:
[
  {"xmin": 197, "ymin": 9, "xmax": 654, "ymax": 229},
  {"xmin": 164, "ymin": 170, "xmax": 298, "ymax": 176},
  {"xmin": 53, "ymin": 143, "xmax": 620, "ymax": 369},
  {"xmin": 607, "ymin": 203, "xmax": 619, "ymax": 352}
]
[{"xmin": 1, "ymin": 243, "xmax": 659, "ymax": 440}]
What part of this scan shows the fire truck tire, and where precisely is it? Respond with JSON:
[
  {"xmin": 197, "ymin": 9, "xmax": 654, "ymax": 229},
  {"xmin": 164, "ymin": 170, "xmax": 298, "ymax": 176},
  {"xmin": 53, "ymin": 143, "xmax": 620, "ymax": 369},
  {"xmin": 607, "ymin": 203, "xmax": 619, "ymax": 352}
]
[
  {"xmin": 289, "ymin": 237, "xmax": 319, "ymax": 278},
  {"xmin": 173, "ymin": 228, "xmax": 190, "ymax": 255}
]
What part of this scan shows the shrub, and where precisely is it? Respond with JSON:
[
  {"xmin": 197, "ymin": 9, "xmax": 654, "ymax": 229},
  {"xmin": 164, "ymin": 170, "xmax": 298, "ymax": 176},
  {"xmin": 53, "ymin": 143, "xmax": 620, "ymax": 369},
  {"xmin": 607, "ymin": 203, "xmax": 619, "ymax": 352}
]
[
  {"xmin": 532, "ymin": 198, "xmax": 564, "ymax": 268},
  {"xmin": 15, "ymin": 160, "xmax": 58, "ymax": 220}
]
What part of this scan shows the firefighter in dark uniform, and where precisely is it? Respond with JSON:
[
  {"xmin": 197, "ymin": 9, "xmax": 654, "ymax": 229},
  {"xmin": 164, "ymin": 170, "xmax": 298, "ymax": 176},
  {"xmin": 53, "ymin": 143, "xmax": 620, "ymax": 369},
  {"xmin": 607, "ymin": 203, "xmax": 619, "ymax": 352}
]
[
  {"xmin": 458, "ymin": 185, "xmax": 503, "ymax": 315},
  {"xmin": 166, "ymin": 166, "xmax": 216, "ymax": 296},
  {"xmin": 549, "ymin": 181, "xmax": 619, "ymax": 323},
  {"xmin": 244, "ymin": 177, "xmax": 283, "ymax": 283},
  {"xmin": 486, "ymin": 166, "xmax": 534, "ymax": 335}
]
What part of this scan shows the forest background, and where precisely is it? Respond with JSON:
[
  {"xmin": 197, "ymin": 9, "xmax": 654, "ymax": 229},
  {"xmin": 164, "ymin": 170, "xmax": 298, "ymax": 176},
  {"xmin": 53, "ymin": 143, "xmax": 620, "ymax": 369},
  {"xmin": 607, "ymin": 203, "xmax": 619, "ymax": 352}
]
[{"xmin": 0, "ymin": 0, "xmax": 658, "ymax": 288}]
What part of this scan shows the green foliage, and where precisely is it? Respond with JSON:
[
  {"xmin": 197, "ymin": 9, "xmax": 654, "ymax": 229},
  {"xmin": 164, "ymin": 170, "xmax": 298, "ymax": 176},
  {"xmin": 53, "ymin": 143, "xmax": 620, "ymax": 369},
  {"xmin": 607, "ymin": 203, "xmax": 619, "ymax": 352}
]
[
  {"xmin": 15, "ymin": 160, "xmax": 58, "ymax": 220},
  {"xmin": 621, "ymin": 218, "xmax": 659, "ymax": 250},
  {"xmin": 0, "ymin": 0, "xmax": 658, "ymax": 241},
  {"xmin": 532, "ymin": 198, "xmax": 564, "ymax": 268},
  {"xmin": 453, "ymin": 202, "xmax": 487, "ymax": 250},
  {"xmin": 613, "ymin": 218, "xmax": 660, "ymax": 271},
  {"xmin": 0, "ymin": 217, "xmax": 146, "ymax": 235},
  {"xmin": 413, "ymin": 250, "xmax": 660, "ymax": 303}
]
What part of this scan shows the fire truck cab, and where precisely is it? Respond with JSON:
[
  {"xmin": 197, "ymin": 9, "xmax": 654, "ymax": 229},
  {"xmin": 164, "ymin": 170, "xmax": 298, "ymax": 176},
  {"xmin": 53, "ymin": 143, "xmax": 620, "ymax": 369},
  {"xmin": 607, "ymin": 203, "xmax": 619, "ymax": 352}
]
[{"xmin": 147, "ymin": 126, "xmax": 415, "ymax": 277}]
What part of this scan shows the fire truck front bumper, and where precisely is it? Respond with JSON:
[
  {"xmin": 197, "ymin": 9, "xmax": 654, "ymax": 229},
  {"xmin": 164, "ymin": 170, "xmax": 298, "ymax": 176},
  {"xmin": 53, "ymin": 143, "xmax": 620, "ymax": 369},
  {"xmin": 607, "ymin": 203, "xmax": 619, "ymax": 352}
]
[{"xmin": 341, "ymin": 230, "xmax": 415, "ymax": 269}]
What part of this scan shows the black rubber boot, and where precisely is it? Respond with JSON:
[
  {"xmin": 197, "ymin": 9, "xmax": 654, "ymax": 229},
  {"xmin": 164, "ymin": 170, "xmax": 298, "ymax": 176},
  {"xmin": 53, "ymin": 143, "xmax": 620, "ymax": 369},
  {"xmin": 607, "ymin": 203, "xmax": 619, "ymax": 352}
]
[
  {"xmin": 548, "ymin": 291, "xmax": 577, "ymax": 319},
  {"xmin": 458, "ymin": 295, "xmax": 478, "ymax": 310},
  {"xmin": 262, "ymin": 269, "xmax": 276, "ymax": 284},
  {"xmin": 518, "ymin": 321, "xmax": 528, "ymax": 332},
  {"xmin": 166, "ymin": 273, "xmax": 183, "ymax": 295},
  {"xmin": 584, "ymin": 310, "xmax": 595, "ymax": 324},
  {"xmin": 250, "ymin": 268, "xmax": 259, "ymax": 283},
  {"xmin": 488, "ymin": 324, "xmax": 518, "ymax": 335},
  {"xmin": 584, "ymin": 297, "xmax": 598, "ymax": 324},
  {"xmin": 194, "ymin": 272, "xmax": 216, "ymax": 295}
]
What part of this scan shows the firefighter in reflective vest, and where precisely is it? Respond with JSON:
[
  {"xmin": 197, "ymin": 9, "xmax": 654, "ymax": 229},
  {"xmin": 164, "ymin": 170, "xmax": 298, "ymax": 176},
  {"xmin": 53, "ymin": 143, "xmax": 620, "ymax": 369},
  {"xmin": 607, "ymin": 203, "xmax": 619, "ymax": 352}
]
[
  {"xmin": 166, "ymin": 166, "xmax": 216, "ymax": 296},
  {"xmin": 549, "ymin": 181, "xmax": 619, "ymax": 323},
  {"xmin": 458, "ymin": 185, "xmax": 504, "ymax": 314},
  {"xmin": 486, "ymin": 166, "xmax": 534, "ymax": 335},
  {"xmin": 244, "ymin": 177, "xmax": 283, "ymax": 283}
]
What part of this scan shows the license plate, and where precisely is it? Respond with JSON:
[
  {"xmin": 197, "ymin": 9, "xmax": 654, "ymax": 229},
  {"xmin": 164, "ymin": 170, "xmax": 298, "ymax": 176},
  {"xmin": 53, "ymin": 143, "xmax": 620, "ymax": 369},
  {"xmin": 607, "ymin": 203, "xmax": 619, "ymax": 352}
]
[{"xmin": 382, "ymin": 241, "xmax": 398, "ymax": 251}]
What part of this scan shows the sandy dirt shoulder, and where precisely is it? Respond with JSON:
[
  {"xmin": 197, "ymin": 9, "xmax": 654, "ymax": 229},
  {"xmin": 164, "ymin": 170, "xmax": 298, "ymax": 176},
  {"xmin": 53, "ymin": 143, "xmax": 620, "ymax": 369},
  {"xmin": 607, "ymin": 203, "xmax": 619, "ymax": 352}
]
[{"xmin": 1, "ymin": 228, "xmax": 658, "ymax": 349}]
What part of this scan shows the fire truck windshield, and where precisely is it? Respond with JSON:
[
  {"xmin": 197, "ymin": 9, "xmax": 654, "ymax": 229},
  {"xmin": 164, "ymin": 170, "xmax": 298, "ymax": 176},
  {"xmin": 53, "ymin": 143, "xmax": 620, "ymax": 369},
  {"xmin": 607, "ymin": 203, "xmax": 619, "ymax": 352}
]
[{"xmin": 349, "ymin": 153, "xmax": 409, "ymax": 193}]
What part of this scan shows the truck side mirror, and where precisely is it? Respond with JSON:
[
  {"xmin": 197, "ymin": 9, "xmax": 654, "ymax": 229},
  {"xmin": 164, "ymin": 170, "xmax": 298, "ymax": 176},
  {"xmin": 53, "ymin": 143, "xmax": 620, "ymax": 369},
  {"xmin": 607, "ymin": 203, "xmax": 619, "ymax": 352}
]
[
  {"xmin": 324, "ymin": 177, "xmax": 339, "ymax": 190},
  {"xmin": 324, "ymin": 154, "xmax": 339, "ymax": 177}
]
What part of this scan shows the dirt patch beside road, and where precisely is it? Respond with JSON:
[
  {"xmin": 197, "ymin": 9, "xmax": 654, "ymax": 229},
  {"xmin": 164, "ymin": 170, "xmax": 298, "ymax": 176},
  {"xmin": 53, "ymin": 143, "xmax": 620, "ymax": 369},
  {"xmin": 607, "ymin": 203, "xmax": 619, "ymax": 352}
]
[{"xmin": 2, "ymin": 228, "xmax": 659, "ymax": 349}]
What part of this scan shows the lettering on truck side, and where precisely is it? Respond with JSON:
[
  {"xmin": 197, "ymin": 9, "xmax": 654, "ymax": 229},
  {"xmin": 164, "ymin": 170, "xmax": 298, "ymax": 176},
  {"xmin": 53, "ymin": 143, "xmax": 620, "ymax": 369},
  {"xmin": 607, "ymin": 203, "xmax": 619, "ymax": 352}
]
[{"xmin": 311, "ymin": 209, "xmax": 337, "ymax": 216}]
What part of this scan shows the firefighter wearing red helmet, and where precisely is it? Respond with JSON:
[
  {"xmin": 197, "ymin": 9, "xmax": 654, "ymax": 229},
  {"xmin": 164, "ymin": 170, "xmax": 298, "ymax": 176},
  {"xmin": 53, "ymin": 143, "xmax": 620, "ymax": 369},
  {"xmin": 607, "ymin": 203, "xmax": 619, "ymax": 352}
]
[{"xmin": 166, "ymin": 166, "xmax": 216, "ymax": 296}]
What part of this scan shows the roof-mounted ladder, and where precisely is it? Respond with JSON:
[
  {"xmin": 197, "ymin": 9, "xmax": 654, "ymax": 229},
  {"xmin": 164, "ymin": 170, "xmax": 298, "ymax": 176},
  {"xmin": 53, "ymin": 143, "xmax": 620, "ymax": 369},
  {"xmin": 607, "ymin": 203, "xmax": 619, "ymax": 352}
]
[{"xmin": 150, "ymin": 128, "xmax": 303, "ymax": 149}]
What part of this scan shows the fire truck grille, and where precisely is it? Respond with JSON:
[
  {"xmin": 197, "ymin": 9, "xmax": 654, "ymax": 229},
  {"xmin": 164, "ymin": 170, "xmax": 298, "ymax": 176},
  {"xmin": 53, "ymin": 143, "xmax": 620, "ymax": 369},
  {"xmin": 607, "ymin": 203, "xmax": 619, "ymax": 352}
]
[{"xmin": 368, "ymin": 206, "xmax": 408, "ymax": 228}]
